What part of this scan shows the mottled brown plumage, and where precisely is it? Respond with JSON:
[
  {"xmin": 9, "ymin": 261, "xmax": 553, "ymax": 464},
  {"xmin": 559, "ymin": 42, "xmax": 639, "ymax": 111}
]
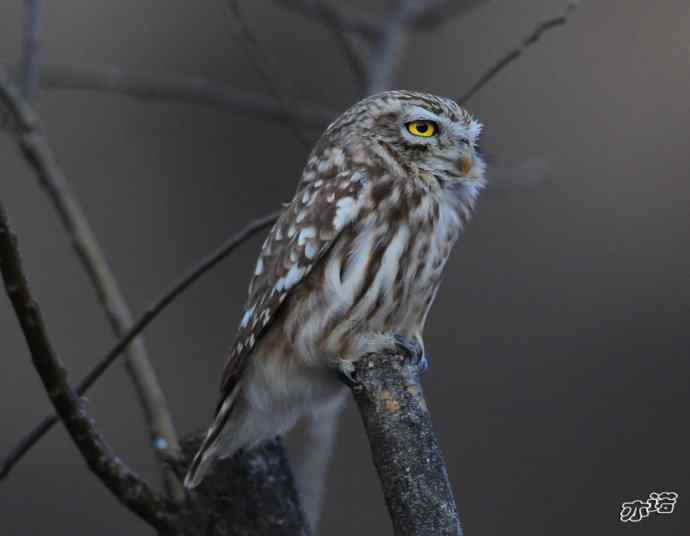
[{"xmin": 186, "ymin": 91, "xmax": 486, "ymax": 487}]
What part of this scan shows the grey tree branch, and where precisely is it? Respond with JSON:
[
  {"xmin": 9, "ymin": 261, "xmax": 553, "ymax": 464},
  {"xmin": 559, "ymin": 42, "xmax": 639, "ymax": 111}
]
[
  {"xmin": 364, "ymin": 0, "xmax": 414, "ymax": 95},
  {"xmin": 458, "ymin": 1, "xmax": 579, "ymax": 104},
  {"xmin": 0, "ymin": 210, "xmax": 279, "ymax": 480},
  {"xmin": 1, "ymin": 202, "xmax": 308, "ymax": 535},
  {"xmin": 0, "ymin": 202, "xmax": 177, "ymax": 532},
  {"xmin": 40, "ymin": 66, "xmax": 335, "ymax": 128},
  {"xmin": 21, "ymin": 0, "xmax": 41, "ymax": 98},
  {"xmin": 178, "ymin": 435, "xmax": 310, "ymax": 536},
  {"xmin": 272, "ymin": 0, "xmax": 380, "ymax": 40},
  {"xmin": 0, "ymin": 67, "xmax": 183, "ymax": 499},
  {"xmin": 274, "ymin": 0, "xmax": 367, "ymax": 88},
  {"xmin": 405, "ymin": 0, "xmax": 491, "ymax": 29},
  {"xmin": 277, "ymin": 0, "xmax": 489, "ymax": 37},
  {"xmin": 226, "ymin": 0, "xmax": 313, "ymax": 150},
  {"xmin": 346, "ymin": 350, "xmax": 463, "ymax": 536}
]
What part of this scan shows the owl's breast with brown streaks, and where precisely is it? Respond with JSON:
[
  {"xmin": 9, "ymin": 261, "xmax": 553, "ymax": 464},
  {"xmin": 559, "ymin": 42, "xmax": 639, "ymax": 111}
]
[{"xmin": 285, "ymin": 174, "xmax": 464, "ymax": 362}]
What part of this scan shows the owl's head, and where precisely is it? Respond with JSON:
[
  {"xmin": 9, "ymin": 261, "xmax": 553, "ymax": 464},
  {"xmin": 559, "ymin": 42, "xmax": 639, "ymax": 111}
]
[{"xmin": 325, "ymin": 90, "xmax": 486, "ymax": 190}]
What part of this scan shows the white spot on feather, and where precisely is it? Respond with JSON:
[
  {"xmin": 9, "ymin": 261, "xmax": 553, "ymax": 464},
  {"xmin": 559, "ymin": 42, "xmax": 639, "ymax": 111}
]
[
  {"xmin": 298, "ymin": 227, "xmax": 316, "ymax": 246},
  {"xmin": 254, "ymin": 258, "xmax": 263, "ymax": 275},
  {"xmin": 305, "ymin": 242, "xmax": 317, "ymax": 259},
  {"xmin": 333, "ymin": 197, "xmax": 355, "ymax": 230},
  {"xmin": 332, "ymin": 148, "xmax": 345, "ymax": 167},
  {"xmin": 275, "ymin": 264, "xmax": 305, "ymax": 292},
  {"xmin": 240, "ymin": 305, "xmax": 256, "ymax": 329},
  {"xmin": 350, "ymin": 171, "xmax": 364, "ymax": 184},
  {"xmin": 284, "ymin": 264, "xmax": 305, "ymax": 289}
]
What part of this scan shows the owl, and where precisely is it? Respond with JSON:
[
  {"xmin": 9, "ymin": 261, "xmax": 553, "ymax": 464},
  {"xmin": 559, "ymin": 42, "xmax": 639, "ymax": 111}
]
[{"xmin": 185, "ymin": 90, "xmax": 486, "ymax": 487}]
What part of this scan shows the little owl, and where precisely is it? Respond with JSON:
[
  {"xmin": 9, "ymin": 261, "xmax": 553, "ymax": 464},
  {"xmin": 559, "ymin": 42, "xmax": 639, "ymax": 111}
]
[{"xmin": 185, "ymin": 90, "xmax": 486, "ymax": 487}]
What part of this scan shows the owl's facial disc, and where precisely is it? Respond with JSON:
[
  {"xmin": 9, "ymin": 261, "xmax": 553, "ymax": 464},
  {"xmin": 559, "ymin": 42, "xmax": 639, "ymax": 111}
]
[{"xmin": 399, "ymin": 104, "xmax": 484, "ymax": 186}]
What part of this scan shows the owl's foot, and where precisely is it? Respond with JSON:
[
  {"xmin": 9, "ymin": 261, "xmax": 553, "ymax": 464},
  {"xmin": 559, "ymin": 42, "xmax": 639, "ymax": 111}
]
[{"xmin": 393, "ymin": 335, "xmax": 429, "ymax": 374}]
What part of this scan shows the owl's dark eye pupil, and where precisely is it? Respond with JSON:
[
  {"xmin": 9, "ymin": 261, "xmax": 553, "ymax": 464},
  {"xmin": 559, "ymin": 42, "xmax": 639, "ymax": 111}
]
[{"xmin": 417, "ymin": 123, "xmax": 429, "ymax": 133}]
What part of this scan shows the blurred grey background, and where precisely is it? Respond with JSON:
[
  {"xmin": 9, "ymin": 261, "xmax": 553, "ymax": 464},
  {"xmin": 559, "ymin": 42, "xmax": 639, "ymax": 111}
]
[{"xmin": 1, "ymin": 0, "xmax": 689, "ymax": 534}]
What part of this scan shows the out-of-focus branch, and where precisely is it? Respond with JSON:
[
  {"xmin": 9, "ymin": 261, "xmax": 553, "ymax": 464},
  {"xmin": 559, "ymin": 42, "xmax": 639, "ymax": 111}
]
[
  {"xmin": 458, "ymin": 1, "xmax": 578, "ymax": 104},
  {"xmin": 21, "ymin": 0, "xmax": 41, "ymax": 98},
  {"xmin": 1, "ymin": 203, "xmax": 307, "ymax": 534},
  {"xmin": 0, "ymin": 203, "xmax": 176, "ymax": 532},
  {"xmin": 0, "ymin": 66, "xmax": 184, "ymax": 500},
  {"xmin": 40, "ymin": 66, "xmax": 335, "ymax": 128},
  {"xmin": 0, "ymin": 210, "xmax": 279, "ymax": 480},
  {"xmin": 226, "ymin": 0, "xmax": 312, "ymax": 149},
  {"xmin": 405, "ymin": 0, "xmax": 490, "ymax": 29},
  {"xmin": 273, "ymin": 0, "xmax": 380, "ymax": 40},
  {"xmin": 277, "ymin": 0, "xmax": 489, "ymax": 37},
  {"xmin": 273, "ymin": 0, "xmax": 367, "ymax": 87},
  {"xmin": 345, "ymin": 349, "xmax": 463, "ymax": 536},
  {"xmin": 364, "ymin": 0, "xmax": 414, "ymax": 95}
]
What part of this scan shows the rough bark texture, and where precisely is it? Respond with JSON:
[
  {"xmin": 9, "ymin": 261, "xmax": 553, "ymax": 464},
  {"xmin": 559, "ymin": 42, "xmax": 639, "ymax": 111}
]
[
  {"xmin": 176, "ymin": 434, "xmax": 310, "ymax": 536},
  {"xmin": 350, "ymin": 351, "xmax": 463, "ymax": 536}
]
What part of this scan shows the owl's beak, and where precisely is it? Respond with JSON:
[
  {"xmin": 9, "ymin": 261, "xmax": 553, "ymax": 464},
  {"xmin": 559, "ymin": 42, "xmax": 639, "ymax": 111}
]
[{"xmin": 455, "ymin": 154, "xmax": 473, "ymax": 177}]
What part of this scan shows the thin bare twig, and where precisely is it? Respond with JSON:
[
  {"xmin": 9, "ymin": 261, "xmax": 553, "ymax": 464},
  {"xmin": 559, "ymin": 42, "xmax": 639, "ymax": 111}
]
[
  {"xmin": 21, "ymin": 0, "xmax": 41, "ymax": 98},
  {"xmin": 273, "ymin": 0, "xmax": 380, "ymax": 40},
  {"xmin": 274, "ymin": 0, "xmax": 367, "ymax": 89},
  {"xmin": 40, "ymin": 66, "xmax": 335, "ymax": 128},
  {"xmin": 458, "ymin": 1, "xmax": 579, "ymax": 104},
  {"xmin": 0, "ymin": 203, "xmax": 176, "ymax": 531},
  {"xmin": 0, "ymin": 210, "xmax": 280, "ymax": 480},
  {"xmin": 225, "ymin": 0, "xmax": 312, "ymax": 149},
  {"xmin": 405, "ymin": 0, "xmax": 491, "ymax": 29},
  {"xmin": 0, "ymin": 67, "xmax": 183, "ymax": 499}
]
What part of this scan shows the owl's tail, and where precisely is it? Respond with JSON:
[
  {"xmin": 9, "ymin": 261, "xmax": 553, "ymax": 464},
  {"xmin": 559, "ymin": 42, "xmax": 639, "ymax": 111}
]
[{"xmin": 184, "ymin": 388, "xmax": 240, "ymax": 489}]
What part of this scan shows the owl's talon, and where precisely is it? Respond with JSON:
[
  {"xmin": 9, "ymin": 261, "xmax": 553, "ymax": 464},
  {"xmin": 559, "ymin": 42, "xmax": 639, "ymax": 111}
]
[{"xmin": 393, "ymin": 335, "xmax": 428, "ymax": 373}]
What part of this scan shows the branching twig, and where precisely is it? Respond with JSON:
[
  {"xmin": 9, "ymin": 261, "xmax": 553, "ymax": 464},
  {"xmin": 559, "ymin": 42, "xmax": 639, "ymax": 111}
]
[
  {"xmin": 274, "ymin": 0, "xmax": 367, "ymax": 89},
  {"xmin": 345, "ymin": 349, "xmax": 462, "ymax": 536},
  {"xmin": 273, "ymin": 0, "xmax": 380, "ymax": 40},
  {"xmin": 0, "ymin": 203, "xmax": 176, "ymax": 532},
  {"xmin": 458, "ymin": 1, "xmax": 579, "ymax": 104},
  {"xmin": 405, "ymin": 0, "xmax": 490, "ymax": 29},
  {"xmin": 0, "ymin": 210, "xmax": 279, "ymax": 480},
  {"xmin": 225, "ymin": 0, "xmax": 313, "ymax": 149},
  {"xmin": 0, "ymin": 66, "xmax": 184, "ymax": 499},
  {"xmin": 40, "ymin": 66, "xmax": 335, "ymax": 127},
  {"xmin": 21, "ymin": 0, "xmax": 41, "ymax": 98}
]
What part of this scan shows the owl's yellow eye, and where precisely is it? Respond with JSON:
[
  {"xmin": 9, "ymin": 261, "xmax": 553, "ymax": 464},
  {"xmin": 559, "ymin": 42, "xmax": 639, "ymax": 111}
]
[{"xmin": 406, "ymin": 120, "xmax": 437, "ymax": 138}]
